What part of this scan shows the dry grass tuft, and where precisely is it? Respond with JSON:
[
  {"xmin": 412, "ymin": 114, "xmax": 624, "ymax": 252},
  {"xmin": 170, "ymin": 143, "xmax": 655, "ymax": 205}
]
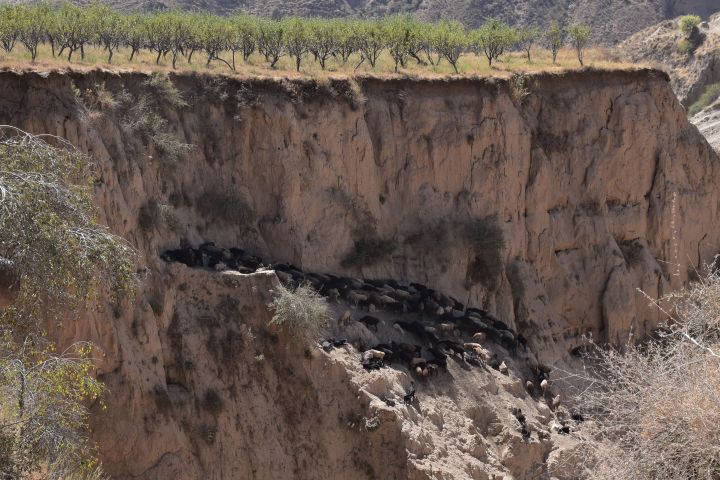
[{"xmin": 268, "ymin": 283, "xmax": 328, "ymax": 344}]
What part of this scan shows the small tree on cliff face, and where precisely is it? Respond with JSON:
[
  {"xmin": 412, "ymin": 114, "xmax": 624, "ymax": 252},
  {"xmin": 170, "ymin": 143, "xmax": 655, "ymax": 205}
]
[
  {"xmin": 0, "ymin": 126, "xmax": 135, "ymax": 478},
  {"xmin": 567, "ymin": 23, "xmax": 591, "ymax": 66}
]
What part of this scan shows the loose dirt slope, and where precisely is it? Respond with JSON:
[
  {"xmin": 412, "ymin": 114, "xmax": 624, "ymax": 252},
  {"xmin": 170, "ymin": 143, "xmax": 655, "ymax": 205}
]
[{"xmin": 0, "ymin": 67, "xmax": 717, "ymax": 478}]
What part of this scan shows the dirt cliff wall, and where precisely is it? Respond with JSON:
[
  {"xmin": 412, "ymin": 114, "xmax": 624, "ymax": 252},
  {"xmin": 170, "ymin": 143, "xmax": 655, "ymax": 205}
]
[{"xmin": 0, "ymin": 67, "xmax": 717, "ymax": 478}]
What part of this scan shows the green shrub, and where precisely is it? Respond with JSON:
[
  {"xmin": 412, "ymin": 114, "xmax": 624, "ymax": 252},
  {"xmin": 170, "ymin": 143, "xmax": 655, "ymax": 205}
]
[
  {"xmin": 268, "ymin": 283, "xmax": 328, "ymax": 343},
  {"xmin": 679, "ymin": 14, "xmax": 701, "ymax": 37},
  {"xmin": 687, "ymin": 82, "xmax": 720, "ymax": 116},
  {"xmin": 341, "ymin": 237, "xmax": 396, "ymax": 268},
  {"xmin": 142, "ymin": 73, "xmax": 188, "ymax": 108},
  {"xmin": 677, "ymin": 38, "xmax": 696, "ymax": 55}
]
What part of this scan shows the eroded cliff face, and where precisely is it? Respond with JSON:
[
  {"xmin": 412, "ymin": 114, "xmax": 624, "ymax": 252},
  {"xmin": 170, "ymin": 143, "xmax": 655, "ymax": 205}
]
[{"xmin": 0, "ymin": 67, "xmax": 717, "ymax": 479}]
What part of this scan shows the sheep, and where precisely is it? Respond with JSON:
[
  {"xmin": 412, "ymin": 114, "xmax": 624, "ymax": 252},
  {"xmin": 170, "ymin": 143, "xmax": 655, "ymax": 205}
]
[
  {"xmin": 438, "ymin": 323, "xmax": 455, "ymax": 335},
  {"xmin": 362, "ymin": 358, "xmax": 384, "ymax": 370},
  {"xmin": 526, "ymin": 380, "xmax": 535, "ymax": 393},
  {"xmin": 463, "ymin": 342, "xmax": 483, "ymax": 352},
  {"xmin": 161, "ymin": 247, "xmax": 200, "ymax": 267},
  {"xmin": 499, "ymin": 361, "xmax": 508, "ymax": 375},
  {"xmin": 437, "ymin": 340, "xmax": 465, "ymax": 360},
  {"xmin": 426, "ymin": 348, "xmax": 447, "ymax": 368},
  {"xmin": 540, "ymin": 379, "xmax": 549, "ymax": 394},
  {"xmin": 403, "ymin": 382, "xmax": 416, "ymax": 404},
  {"xmin": 326, "ymin": 288, "xmax": 340, "ymax": 302},
  {"xmin": 371, "ymin": 344, "xmax": 395, "ymax": 363},
  {"xmin": 275, "ymin": 270, "xmax": 293, "ymax": 285},
  {"xmin": 346, "ymin": 290, "xmax": 368, "ymax": 305},
  {"xmin": 338, "ymin": 310, "xmax": 352, "ymax": 326},
  {"xmin": 472, "ymin": 332, "xmax": 487, "ymax": 342},
  {"xmin": 358, "ymin": 315, "xmax": 380, "ymax": 332},
  {"xmin": 362, "ymin": 349, "xmax": 386, "ymax": 361},
  {"xmin": 411, "ymin": 357, "xmax": 427, "ymax": 367},
  {"xmin": 552, "ymin": 394, "xmax": 561, "ymax": 409}
]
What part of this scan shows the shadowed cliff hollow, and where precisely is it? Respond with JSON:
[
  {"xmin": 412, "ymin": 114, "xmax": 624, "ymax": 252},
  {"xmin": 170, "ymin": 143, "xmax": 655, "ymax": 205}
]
[{"xmin": 0, "ymin": 68, "xmax": 717, "ymax": 478}]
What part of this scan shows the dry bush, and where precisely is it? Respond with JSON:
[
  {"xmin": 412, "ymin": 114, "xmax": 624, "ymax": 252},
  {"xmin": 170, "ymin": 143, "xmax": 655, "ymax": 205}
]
[
  {"xmin": 268, "ymin": 283, "xmax": 328, "ymax": 343},
  {"xmin": 567, "ymin": 272, "xmax": 720, "ymax": 480},
  {"xmin": 341, "ymin": 236, "xmax": 396, "ymax": 268},
  {"xmin": 464, "ymin": 216, "xmax": 505, "ymax": 288},
  {"xmin": 194, "ymin": 190, "xmax": 256, "ymax": 226}
]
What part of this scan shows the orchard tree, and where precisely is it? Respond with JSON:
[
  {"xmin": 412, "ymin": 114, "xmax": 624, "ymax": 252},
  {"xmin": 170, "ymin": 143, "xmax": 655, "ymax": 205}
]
[
  {"xmin": 517, "ymin": 26, "xmax": 540, "ymax": 63},
  {"xmin": 283, "ymin": 17, "xmax": 310, "ymax": 72},
  {"xmin": 546, "ymin": 21, "xmax": 564, "ymax": 64},
  {"xmin": 55, "ymin": 2, "xmax": 94, "ymax": 61},
  {"xmin": 567, "ymin": 23, "xmax": 591, "ymax": 65},
  {"xmin": 198, "ymin": 15, "xmax": 232, "ymax": 69},
  {"xmin": 257, "ymin": 18, "xmax": 284, "ymax": 68},
  {"xmin": 355, "ymin": 19, "xmax": 385, "ymax": 69},
  {"xmin": 308, "ymin": 18, "xmax": 338, "ymax": 70},
  {"xmin": 431, "ymin": 20, "xmax": 466, "ymax": 73},
  {"xmin": 17, "ymin": 3, "xmax": 51, "ymax": 62},
  {"xmin": 89, "ymin": 3, "xmax": 124, "ymax": 63},
  {"xmin": 184, "ymin": 12, "xmax": 208, "ymax": 64},
  {"xmin": 145, "ymin": 12, "xmax": 173, "ymax": 64},
  {"xmin": 335, "ymin": 19, "xmax": 358, "ymax": 65},
  {"xmin": 231, "ymin": 13, "xmax": 257, "ymax": 63},
  {"xmin": 470, "ymin": 19, "xmax": 516, "ymax": 67},
  {"xmin": 0, "ymin": 5, "xmax": 20, "ymax": 54},
  {"xmin": 384, "ymin": 15, "xmax": 413, "ymax": 72},
  {"xmin": 124, "ymin": 13, "xmax": 147, "ymax": 62}
]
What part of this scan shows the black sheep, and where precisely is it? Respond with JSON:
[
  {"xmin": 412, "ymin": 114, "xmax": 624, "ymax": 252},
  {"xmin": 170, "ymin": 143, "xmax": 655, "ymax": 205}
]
[
  {"xmin": 403, "ymin": 382, "xmax": 416, "ymax": 404},
  {"xmin": 161, "ymin": 247, "xmax": 201, "ymax": 267},
  {"xmin": 437, "ymin": 340, "xmax": 465, "ymax": 360},
  {"xmin": 358, "ymin": 315, "xmax": 380, "ymax": 332}
]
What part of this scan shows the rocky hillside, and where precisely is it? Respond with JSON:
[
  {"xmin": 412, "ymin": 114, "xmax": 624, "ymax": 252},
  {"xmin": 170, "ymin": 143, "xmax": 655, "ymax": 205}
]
[
  {"xmin": 622, "ymin": 13, "xmax": 720, "ymax": 105},
  {"xmin": 91, "ymin": 0, "xmax": 719, "ymax": 44},
  {"xmin": 1, "ymin": 67, "xmax": 718, "ymax": 478}
]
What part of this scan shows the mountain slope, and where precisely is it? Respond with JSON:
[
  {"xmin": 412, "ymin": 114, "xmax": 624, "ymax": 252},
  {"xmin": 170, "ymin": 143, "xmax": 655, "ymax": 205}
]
[{"xmin": 104, "ymin": 0, "xmax": 720, "ymax": 44}]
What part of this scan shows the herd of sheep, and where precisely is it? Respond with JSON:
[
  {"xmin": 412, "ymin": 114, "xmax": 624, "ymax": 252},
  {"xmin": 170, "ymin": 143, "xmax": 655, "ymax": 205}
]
[{"xmin": 161, "ymin": 242, "xmax": 573, "ymax": 434}]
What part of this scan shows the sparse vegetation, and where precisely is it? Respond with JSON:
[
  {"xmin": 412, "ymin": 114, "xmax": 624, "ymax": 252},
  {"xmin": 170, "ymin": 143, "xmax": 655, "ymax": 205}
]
[
  {"xmin": 510, "ymin": 72, "xmax": 530, "ymax": 101},
  {"xmin": 679, "ymin": 14, "xmax": 702, "ymax": 38},
  {"xmin": 117, "ymin": 77, "xmax": 192, "ymax": 162},
  {"xmin": 201, "ymin": 388, "xmax": 223, "ymax": 415},
  {"xmin": 195, "ymin": 191, "xmax": 256, "ymax": 226},
  {"xmin": 567, "ymin": 272, "xmax": 720, "ymax": 480},
  {"xmin": 341, "ymin": 236, "xmax": 396, "ymax": 268},
  {"xmin": 268, "ymin": 283, "xmax": 328, "ymax": 343},
  {"xmin": 677, "ymin": 14, "xmax": 703, "ymax": 54},
  {"xmin": 464, "ymin": 216, "xmax": 505, "ymax": 288},
  {"xmin": 687, "ymin": 82, "xmax": 720, "ymax": 116}
]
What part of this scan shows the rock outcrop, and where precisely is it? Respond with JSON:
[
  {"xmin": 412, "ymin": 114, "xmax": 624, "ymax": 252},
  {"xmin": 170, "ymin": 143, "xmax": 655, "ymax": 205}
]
[{"xmin": 0, "ymin": 67, "xmax": 717, "ymax": 478}]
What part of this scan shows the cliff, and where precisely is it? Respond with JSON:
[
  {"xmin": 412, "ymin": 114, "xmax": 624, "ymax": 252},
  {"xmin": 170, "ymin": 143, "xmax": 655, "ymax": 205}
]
[{"xmin": 0, "ymin": 67, "xmax": 717, "ymax": 479}]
